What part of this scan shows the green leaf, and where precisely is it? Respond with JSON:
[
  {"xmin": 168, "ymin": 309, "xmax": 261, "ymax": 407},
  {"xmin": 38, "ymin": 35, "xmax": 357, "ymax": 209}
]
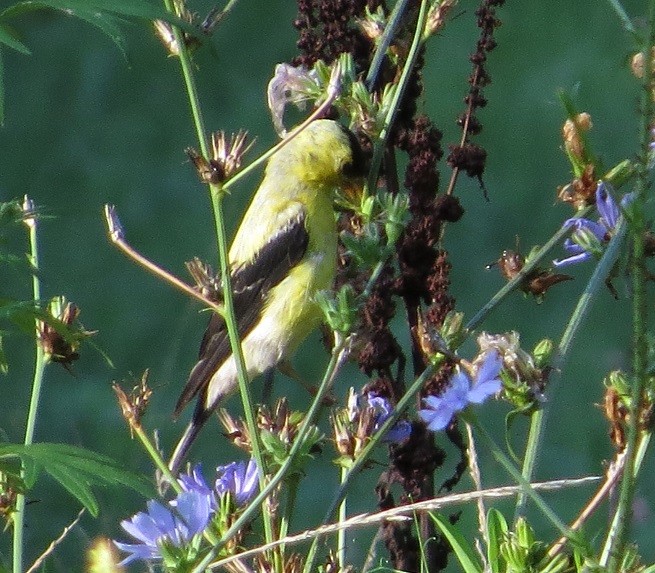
[
  {"xmin": 486, "ymin": 508, "xmax": 508, "ymax": 573},
  {"xmin": 0, "ymin": 443, "xmax": 154, "ymax": 516},
  {"xmin": 0, "ymin": 299, "xmax": 39, "ymax": 334},
  {"xmin": 0, "ymin": 0, "xmax": 198, "ymax": 60},
  {"xmin": 430, "ymin": 512, "xmax": 483, "ymax": 573},
  {"xmin": 0, "ymin": 21, "xmax": 29, "ymax": 54},
  {"xmin": 1, "ymin": 0, "xmax": 197, "ymax": 36}
]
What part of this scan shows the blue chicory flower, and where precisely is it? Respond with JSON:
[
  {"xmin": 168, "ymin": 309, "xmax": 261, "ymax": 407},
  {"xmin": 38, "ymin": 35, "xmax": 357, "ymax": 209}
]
[
  {"xmin": 114, "ymin": 490, "xmax": 211, "ymax": 566},
  {"xmin": 553, "ymin": 182, "xmax": 630, "ymax": 267},
  {"xmin": 215, "ymin": 458, "xmax": 259, "ymax": 506},
  {"xmin": 178, "ymin": 463, "xmax": 213, "ymax": 498},
  {"xmin": 368, "ymin": 394, "xmax": 412, "ymax": 443},
  {"xmin": 115, "ymin": 458, "xmax": 259, "ymax": 565},
  {"xmin": 419, "ymin": 351, "xmax": 503, "ymax": 432}
]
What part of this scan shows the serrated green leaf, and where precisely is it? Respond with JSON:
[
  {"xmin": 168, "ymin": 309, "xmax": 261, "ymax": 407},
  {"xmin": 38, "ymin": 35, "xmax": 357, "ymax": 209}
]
[
  {"xmin": 0, "ymin": 22, "xmax": 30, "ymax": 54},
  {"xmin": 0, "ymin": 0, "xmax": 198, "ymax": 60},
  {"xmin": 0, "ymin": 299, "xmax": 40, "ymax": 335},
  {"xmin": 0, "ymin": 299, "xmax": 37, "ymax": 318},
  {"xmin": 0, "ymin": 443, "xmax": 154, "ymax": 516},
  {"xmin": 44, "ymin": 460, "xmax": 100, "ymax": 515},
  {"xmin": 1, "ymin": 0, "xmax": 197, "ymax": 36},
  {"xmin": 486, "ymin": 508, "xmax": 508, "ymax": 573},
  {"xmin": 430, "ymin": 512, "xmax": 483, "ymax": 573}
]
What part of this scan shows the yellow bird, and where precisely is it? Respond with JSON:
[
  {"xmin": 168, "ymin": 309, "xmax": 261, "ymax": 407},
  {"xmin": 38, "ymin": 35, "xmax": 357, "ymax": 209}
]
[{"xmin": 169, "ymin": 119, "xmax": 365, "ymax": 473}]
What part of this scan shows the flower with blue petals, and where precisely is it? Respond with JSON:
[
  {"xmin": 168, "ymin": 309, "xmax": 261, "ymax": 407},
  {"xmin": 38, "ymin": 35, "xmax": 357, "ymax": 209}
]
[
  {"xmin": 215, "ymin": 458, "xmax": 259, "ymax": 506},
  {"xmin": 178, "ymin": 463, "xmax": 213, "ymax": 498},
  {"xmin": 368, "ymin": 394, "xmax": 412, "ymax": 443},
  {"xmin": 114, "ymin": 490, "xmax": 211, "ymax": 566},
  {"xmin": 419, "ymin": 351, "xmax": 503, "ymax": 432},
  {"xmin": 115, "ymin": 458, "xmax": 258, "ymax": 565},
  {"xmin": 553, "ymin": 182, "xmax": 631, "ymax": 268}
]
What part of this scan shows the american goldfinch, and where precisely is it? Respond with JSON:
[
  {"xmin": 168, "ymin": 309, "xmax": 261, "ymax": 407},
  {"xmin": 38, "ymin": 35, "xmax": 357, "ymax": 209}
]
[{"xmin": 169, "ymin": 119, "xmax": 365, "ymax": 473}]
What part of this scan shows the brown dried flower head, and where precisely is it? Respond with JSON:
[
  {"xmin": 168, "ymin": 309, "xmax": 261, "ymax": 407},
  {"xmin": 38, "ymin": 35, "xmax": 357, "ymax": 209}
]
[
  {"xmin": 557, "ymin": 163, "xmax": 597, "ymax": 209},
  {"xmin": 218, "ymin": 408, "xmax": 252, "ymax": 452},
  {"xmin": 153, "ymin": 0, "xmax": 203, "ymax": 56},
  {"xmin": 186, "ymin": 257, "xmax": 221, "ymax": 301},
  {"xmin": 604, "ymin": 386, "xmax": 628, "ymax": 450},
  {"xmin": 38, "ymin": 297, "xmax": 96, "ymax": 370},
  {"xmin": 255, "ymin": 552, "xmax": 304, "ymax": 573},
  {"xmin": 562, "ymin": 112, "xmax": 592, "ymax": 162},
  {"xmin": 257, "ymin": 397, "xmax": 303, "ymax": 448},
  {"xmin": 425, "ymin": 0, "xmax": 458, "ymax": 37},
  {"xmin": 186, "ymin": 130, "xmax": 253, "ymax": 185},
  {"xmin": 630, "ymin": 48, "xmax": 655, "ymax": 83},
  {"xmin": 0, "ymin": 485, "xmax": 18, "ymax": 525},
  {"xmin": 112, "ymin": 370, "xmax": 153, "ymax": 435}
]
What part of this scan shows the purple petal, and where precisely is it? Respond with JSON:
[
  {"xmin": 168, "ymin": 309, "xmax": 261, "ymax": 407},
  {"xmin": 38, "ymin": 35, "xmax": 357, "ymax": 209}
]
[
  {"xmin": 215, "ymin": 461, "xmax": 238, "ymax": 497},
  {"xmin": 120, "ymin": 501, "xmax": 172, "ymax": 544},
  {"xmin": 419, "ymin": 403, "xmax": 457, "ymax": 432},
  {"xmin": 235, "ymin": 458, "xmax": 259, "ymax": 506},
  {"xmin": 178, "ymin": 463, "xmax": 212, "ymax": 497},
  {"xmin": 439, "ymin": 372, "xmax": 470, "ymax": 411},
  {"xmin": 562, "ymin": 237, "xmax": 585, "ymax": 254},
  {"xmin": 174, "ymin": 491, "xmax": 211, "ymax": 536},
  {"xmin": 569, "ymin": 218, "xmax": 607, "ymax": 242},
  {"xmin": 368, "ymin": 395, "xmax": 392, "ymax": 419},
  {"xmin": 620, "ymin": 192, "xmax": 635, "ymax": 208},
  {"xmin": 596, "ymin": 183, "xmax": 619, "ymax": 230},
  {"xmin": 467, "ymin": 378, "xmax": 501, "ymax": 404},
  {"xmin": 113, "ymin": 541, "xmax": 159, "ymax": 565},
  {"xmin": 120, "ymin": 515, "xmax": 157, "ymax": 545},
  {"xmin": 475, "ymin": 351, "xmax": 502, "ymax": 385},
  {"xmin": 383, "ymin": 420, "xmax": 412, "ymax": 443},
  {"xmin": 553, "ymin": 251, "xmax": 592, "ymax": 267}
]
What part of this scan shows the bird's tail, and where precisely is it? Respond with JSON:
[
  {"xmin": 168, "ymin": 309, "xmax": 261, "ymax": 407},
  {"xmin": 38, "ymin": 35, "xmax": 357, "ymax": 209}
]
[{"xmin": 167, "ymin": 404, "xmax": 213, "ymax": 477}]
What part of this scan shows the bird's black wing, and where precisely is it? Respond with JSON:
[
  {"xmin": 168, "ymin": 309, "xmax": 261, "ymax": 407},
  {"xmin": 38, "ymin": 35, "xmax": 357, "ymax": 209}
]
[{"xmin": 173, "ymin": 211, "xmax": 309, "ymax": 417}]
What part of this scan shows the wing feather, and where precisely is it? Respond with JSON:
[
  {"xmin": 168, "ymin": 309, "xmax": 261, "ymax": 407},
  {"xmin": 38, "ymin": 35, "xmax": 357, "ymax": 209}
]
[{"xmin": 174, "ymin": 209, "xmax": 309, "ymax": 416}]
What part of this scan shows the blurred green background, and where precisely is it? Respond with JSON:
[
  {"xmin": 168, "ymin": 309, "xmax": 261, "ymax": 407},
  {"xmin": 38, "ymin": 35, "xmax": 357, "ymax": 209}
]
[{"xmin": 1, "ymin": 0, "xmax": 652, "ymax": 570}]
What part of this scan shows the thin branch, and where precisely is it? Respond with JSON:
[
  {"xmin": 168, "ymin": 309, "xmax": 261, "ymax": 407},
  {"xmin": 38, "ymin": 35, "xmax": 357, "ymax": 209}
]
[
  {"xmin": 103, "ymin": 204, "xmax": 225, "ymax": 316},
  {"xmin": 465, "ymin": 422, "xmax": 488, "ymax": 557},
  {"xmin": 209, "ymin": 477, "xmax": 600, "ymax": 570},
  {"xmin": 25, "ymin": 508, "xmax": 85, "ymax": 573},
  {"xmin": 548, "ymin": 450, "xmax": 626, "ymax": 559}
]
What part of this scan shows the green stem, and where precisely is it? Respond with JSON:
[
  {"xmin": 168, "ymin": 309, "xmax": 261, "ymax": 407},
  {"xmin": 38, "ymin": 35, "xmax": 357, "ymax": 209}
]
[
  {"xmin": 366, "ymin": 0, "xmax": 430, "ymax": 198},
  {"xmin": 303, "ymin": 359, "xmax": 439, "ymax": 573},
  {"xmin": 192, "ymin": 339, "xmax": 349, "ymax": 573},
  {"xmin": 364, "ymin": 0, "xmax": 410, "ymax": 90},
  {"xmin": 514, "ymin": 213, "xmax": 630, "ymax": 520},
  {"xmin": 13, "ymin": 200, "xmax": 47, "ymax": 573},
  {"xmin": 337, "ymin": 465, "xmax": 348, "ymax": 569},
  {"xmin": 471, "ymin": 417, "xmax": 576, "ymax": 542},
  {"xmin": 160, "ymin": 0, "xmax": 274, "ymax": 560},
  {"xmin": 278, "ymin": 472, "xmax": 300, "ymax": 556},
  {"xmin": 606, "ymin": 5, "xmax": 655, "ymax": 567},
  {"xmin": 605, "ymin": 0, "xmax": 637, "ymax": 35},
  {"xmin": 600, "ymin": 431, "xmax": 651, "ymax": 566}
]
